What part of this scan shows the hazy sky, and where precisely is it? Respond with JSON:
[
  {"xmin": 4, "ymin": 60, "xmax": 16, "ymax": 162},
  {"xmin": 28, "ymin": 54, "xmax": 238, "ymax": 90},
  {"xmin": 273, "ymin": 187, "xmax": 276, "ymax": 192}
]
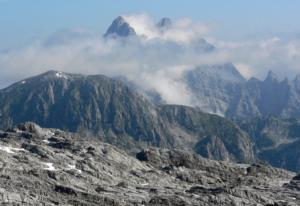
[{"xmin": 1, "ymin": 0, "xmax": 300, "ymax": 49}]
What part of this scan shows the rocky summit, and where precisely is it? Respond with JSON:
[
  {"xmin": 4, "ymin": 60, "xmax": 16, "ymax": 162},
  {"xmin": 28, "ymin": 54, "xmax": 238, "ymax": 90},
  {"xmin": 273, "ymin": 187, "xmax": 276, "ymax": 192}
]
[
  {"xmin": 104, "ymin": 16, "xmax": 136, "ymax": 38},
  {"xmin": 0, "ymin": 122, "xmax": 299, "ymax": 205}
]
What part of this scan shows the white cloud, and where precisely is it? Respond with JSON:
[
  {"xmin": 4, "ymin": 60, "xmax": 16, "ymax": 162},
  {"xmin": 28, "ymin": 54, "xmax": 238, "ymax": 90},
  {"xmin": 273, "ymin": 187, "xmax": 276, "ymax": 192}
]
[
  {"xmin": 139, "ymin": 65, "xmax": 193, "ymax": 105},
  {"xmin": 217, "ymin": 37, "xmax": 300, "ymax": 80},
  {"xmin": 234, "ymin": 63, "xmax": 256, "ymax": 79},
  {"xmin": 123, "ymin": 14, "xmax": 210, "ymax": 43},
  {"xmin": 0, "ymin": 19, "xmax": 221, "ymax": 105},
  {"xmin": 123, "ymin": 14, "xmax": 158, "ymax": 39}
]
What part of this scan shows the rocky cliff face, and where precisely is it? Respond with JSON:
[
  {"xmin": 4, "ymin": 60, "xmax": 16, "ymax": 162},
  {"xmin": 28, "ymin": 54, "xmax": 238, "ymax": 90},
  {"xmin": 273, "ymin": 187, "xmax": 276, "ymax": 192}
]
[
  {"xmin": 183, "ymin": 63, "xmax": 245, "ymax": 116},
  {"xmin": 0, "ymin": 71, "xmax": 166, "ymax": 151},
  {"xmin": 182, "ymin": 65, "xmax": 300, "ymax": 119},
  {"xmin": 159, "ymin": 105, "xmax": 254, "ymax": 163},
  {"xmin": 0, "ymin": 71, "xmax": 255, "ymax": 163},
  {"xmin": 239, "ymin": 117, "xmax": 300, "ymax": 172},
  {"xmin": 0, "ymin": 122, "xmax": 299, "ymax": 205},
  {"xmin": 102, "ymin": 16, "xmax": 300, "ymax": 120}
]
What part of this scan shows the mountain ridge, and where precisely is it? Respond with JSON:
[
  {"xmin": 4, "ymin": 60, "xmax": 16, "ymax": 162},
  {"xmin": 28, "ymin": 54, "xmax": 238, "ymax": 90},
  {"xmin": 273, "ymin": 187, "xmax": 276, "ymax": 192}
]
[
  {"xmin": 0, "ymin": 70, "xmax": 255, "ymax": 163},
  {"xmin": 181, "ymin": 64, "xmax": 300, "ymax": 119},
  {"xmin": 3, "ymin": 70, "xmax": 300, "ymax": 171}
]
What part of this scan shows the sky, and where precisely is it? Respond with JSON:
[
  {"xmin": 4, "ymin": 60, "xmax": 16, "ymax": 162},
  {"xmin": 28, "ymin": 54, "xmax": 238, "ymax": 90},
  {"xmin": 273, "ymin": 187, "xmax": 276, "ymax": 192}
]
[
  {"xmin": 1, "ymin": 0, "xmax": 300, "ymax": 49},
  {"xmin": 1, "ymin": 1, "xmax": 300, "ymax": 105}
]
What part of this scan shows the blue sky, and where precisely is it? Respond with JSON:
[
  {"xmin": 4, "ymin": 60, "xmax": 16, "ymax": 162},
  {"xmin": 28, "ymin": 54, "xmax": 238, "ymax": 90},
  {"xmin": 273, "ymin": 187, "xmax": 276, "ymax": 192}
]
[{"xmin": 1, "ymin": 0, "xmax": 300, "ymax": 49}]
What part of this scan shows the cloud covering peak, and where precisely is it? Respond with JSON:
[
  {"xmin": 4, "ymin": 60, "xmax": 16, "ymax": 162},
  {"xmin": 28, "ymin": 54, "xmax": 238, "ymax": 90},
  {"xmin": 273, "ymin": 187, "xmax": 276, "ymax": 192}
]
[
  {"xmin": 122, "ymin": 14, "xmax": 210, "ymax": 43},
  {"xmin": 0, "ymin": 14, "xmax": 300, "ymax": 106}
]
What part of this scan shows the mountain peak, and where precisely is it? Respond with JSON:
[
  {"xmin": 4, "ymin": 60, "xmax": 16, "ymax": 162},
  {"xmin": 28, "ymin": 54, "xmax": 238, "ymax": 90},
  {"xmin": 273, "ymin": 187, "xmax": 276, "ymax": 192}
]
[
  {"xmin": 212, "ymin": 63, "xmax": 246, "ymax": 82},
  {"xmin": 41, "ymin": 70, "xmax": 69, "ymax": 79},
  {"xmin": 187, "ymin": 63, "xmax": 246, "ymax": 83},
  {"xmin": 114, "ymin": 16, "xmax": 126, "ymax": 24},
  {"xmin": 104, "ymin": 16, "xmax": 136, "ymax": 38},
  {"xmin": 265, "ymin": 70, "xmax": 278, "ymax": 82},
  {"xmin": 18, "ymin": 70, "xmax": 73, "ymax": 84},
  {"xmin": 295, "ymin": 74, "xmax": 300, "ymax": 82},
  {"xmin": 157, "ymin": 17, "xmax": 172, "ymax": 29}
]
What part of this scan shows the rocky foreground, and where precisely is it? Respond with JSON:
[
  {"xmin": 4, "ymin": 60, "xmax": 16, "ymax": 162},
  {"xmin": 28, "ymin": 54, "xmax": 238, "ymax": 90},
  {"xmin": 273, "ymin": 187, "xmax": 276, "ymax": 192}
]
[{"xmin": 0, "ymin": 123, "xmax": 299, "ymax": 205}]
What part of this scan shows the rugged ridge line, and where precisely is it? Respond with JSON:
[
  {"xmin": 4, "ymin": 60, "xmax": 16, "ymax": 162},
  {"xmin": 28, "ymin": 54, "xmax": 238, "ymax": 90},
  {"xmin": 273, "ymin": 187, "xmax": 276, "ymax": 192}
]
[{"xmin": 0, "ymin": 70, "xmax": 255, "ymax": 163}]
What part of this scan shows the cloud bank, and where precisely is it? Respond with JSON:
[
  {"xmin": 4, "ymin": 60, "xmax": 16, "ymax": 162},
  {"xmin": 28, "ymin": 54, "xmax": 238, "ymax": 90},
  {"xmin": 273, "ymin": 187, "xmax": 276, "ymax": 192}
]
[
  {"xmin": 215, "ymin": 37, "xmax": 300, "ymax": 79},
  {"xmin": 0, "ymin": 14, "xmax": 300, "ymax": 106},
  {"xmin": 123, "ymin": 14, "xmax": 210, "ymax": 43}
]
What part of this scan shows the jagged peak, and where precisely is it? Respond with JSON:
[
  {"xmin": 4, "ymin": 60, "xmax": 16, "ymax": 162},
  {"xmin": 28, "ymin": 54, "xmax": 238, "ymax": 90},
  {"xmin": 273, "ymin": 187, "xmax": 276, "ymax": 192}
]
[
  {"xmin": 265, "ymin": 70, "xmax": 278, "ymax": 82},
  {"xmin": 104, "ymin": 16, "xmax": 136, "ymax": 38},
  {"xmin": 188, "ymin": 63, "xmax": 246, "ymax": 83},
  {"xmin": 295, "ymin": 74, "xmax": 300, "ymax": 82},
  {"xmin": 157, "ymin": 17, "xmax": 172, "ymax": 28},
  {"xmin": 214, "ymin": 63, "xmax": 246, "ymax": 81},
  {"xmin": 113, "ymin": 16, "xmax": 127, "ymax": 25},
  {"xmin": 283, "ymin": 77, "xmax": 290, "ymax": 84},
  {"xmin": 247, "ymin": 77, "xmax": 260, "ymax": 83}
]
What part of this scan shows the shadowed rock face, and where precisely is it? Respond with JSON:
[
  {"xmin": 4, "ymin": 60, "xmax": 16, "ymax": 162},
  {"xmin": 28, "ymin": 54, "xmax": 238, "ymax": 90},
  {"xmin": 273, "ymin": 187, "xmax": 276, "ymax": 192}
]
[
  {"xmin": 116, "ymin": 64, "xmax": 300, "ymax": 120},
  {"xmin": 104, "ymin": 16, "xmax": 136, "ymax": 38},
  {"xmin": 0, "ymin": 71, "xmax": 255, "ymax": 163},
  {"xmin": 157, "ymin": 17, "xmax": 172, "ymax": 30},
  {"xmin": 6, "ymin": 70, "xmax": 300, "ymax": 172},
  {"xmin": 0, "ymin": 123, "xmax": 299, "ymax": 205},
  {"xmin": 238, "ymin": 117, "xmax": 300, "ymax": 172},
  {"xmin": 182, "ymin": 65, "xmax": 300, "ymax": 119},
  {"xmin": 183, "ymin": 63, "xmax": 246, "ymax": 116}
]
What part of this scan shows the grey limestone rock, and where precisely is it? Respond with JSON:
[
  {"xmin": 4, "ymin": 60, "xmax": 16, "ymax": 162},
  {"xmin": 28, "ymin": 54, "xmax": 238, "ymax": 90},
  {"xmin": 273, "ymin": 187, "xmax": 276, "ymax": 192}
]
[{"xmin": 0, "ymin": 123, "xmax": 299, "ymax": 205}]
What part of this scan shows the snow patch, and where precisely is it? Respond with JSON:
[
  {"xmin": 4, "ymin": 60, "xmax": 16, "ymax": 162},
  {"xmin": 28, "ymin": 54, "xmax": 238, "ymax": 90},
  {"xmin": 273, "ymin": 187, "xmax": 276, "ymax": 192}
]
[
  {"xmin": 42, "ymin": 139, "xmax": 50, "ymax": 144},
  {"xmin": 55, "ymin": 72, "xmax": 69, "ymax": 80},
  {"xmin": 66, "ymin": 164, "xmax": 82, "ymax": 174},
  {"xmin": 42, "ymin": 163, "xmax": 57, "ymax": 171},
  {"xmin": 38, "ymin": 129, "xmax": 55, "ymax": 139},
  {"xmin": 236, "ymin": 164, "xmax": 250, "ymax": 169},
  {"xmin": 0, "ymin": 146, "xmax": 25, "ymax": 154},
  {"xmin": 21, "ymin": 81, "xmax": 26, "ymax": 84}
]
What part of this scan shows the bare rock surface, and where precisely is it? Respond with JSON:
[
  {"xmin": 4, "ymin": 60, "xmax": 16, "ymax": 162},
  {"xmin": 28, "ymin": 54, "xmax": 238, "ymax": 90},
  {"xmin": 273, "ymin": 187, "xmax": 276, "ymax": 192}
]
[{"xmin": 0, "ymin": 122, "xmax": 299, "ymax": 205}]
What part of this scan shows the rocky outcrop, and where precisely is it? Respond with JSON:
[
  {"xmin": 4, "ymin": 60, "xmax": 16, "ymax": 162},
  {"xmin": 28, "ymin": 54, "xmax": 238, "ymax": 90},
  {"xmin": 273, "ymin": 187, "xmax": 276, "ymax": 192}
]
[{"xmin": 0, "ymin": 123, "xmax": 298, "ymax": 205}]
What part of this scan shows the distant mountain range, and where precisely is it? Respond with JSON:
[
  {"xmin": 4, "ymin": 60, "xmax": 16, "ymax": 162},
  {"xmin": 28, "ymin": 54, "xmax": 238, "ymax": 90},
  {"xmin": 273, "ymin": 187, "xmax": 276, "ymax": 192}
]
[
  {"xmin": 183, "ymin": 64, "xmax": 300, "ymax": 119},
  {"xmin": 2, "ymin": 15, "xmax": 300, "ymax": 205},
  {"xmin": 117, "ymin": 62, "xmax": 300, "ymax": 120},
  {"xmin": 103, "ymin": 16, "xmax": 215, "ymax": 52},
  {"xmin": 1, "ymin": 16, "xmax": 300, "ymax": 172},
  {"xmin": 103, "ymin": 17, "xmax": 300, "ymax": 120},
  {"xmin": 2, "ymin": 69, "xmax": 300, "ymax": 172}
]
